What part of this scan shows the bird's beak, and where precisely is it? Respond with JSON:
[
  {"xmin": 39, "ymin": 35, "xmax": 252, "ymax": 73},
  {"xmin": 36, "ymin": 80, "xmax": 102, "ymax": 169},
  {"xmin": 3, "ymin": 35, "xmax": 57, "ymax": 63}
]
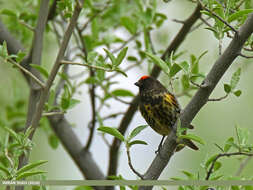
[{"xmin": 134, "ymin": 81, "xmax": 140, "ymax": 87}]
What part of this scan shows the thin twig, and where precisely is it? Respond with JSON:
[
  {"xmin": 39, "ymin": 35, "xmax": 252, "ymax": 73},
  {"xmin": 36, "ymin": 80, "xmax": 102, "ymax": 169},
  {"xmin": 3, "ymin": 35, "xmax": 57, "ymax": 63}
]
[
  {"xmin": 60, "ymin": 60, "xmax": 114, "ymax": 72},
  {"xmin": 190, "ymin": 80, "xmax": 204, "ymax": 88},
  {"xmin": 200, "ymin": 16, "xmax": 212, "ymax": 28},
  {"xmin": 28, "ymin": 0, "xmax": 84, "ymax": 140},
  {"xmin": 208, "ymin": 93, "xmax": 228, "ymax": 101},
  {"xmin": 197, "ymin": 0, "xmax": 238, "ymax": 34},
  {"xmin": 5, "ymin": 149, "xmax": 14, "ymax": 168},
  {"xmin": 206, "ymin": 152, "xmax": 253, "ymax": 180},
  {"xmin": 100, "ymin": 85, "xmax": 132, "ymax": 105},
  {"xmin": 6, "ymin": 59, "xmax": 45, "ymax": 88},
  {"xmin": 101, "ymin": 134, "xmax": 111, "ymax": 147},
  {"xmin": 238, "ymin": 53, "xmax": 253, "ymax": 59},
  {"xmin": 102, "ymin": 112, "xmax": 125, "ymax": 120},
  {"xmin": 111, "ymin": 32, "xmax": 140, "ymax": 54},
  {"xmin": 126, "ymin": 146, "xmax": 144, "ymax": 179},
  {"xmin": 219, "ymin": 38, "xmax": 222, "ymax": 55},
  {"xmin": 235, "ymin": 156, "xmax": 253, "ymax": 176},
  {"xmin": 19, "ymin": 21, "xmax": 35, "ymax": 31},
  {"xmin": 42, "ymin": 111, "xmax": 65, "ymax": 116},
  {"xmin": 80, "ymin": 0, "xmax": 111, "ymax": 31},
  {"xmin": 106, "ymin": 60, "xmax": 142, "ymax": 80},
  {"xmin": 172, "ymin": 19, "xmax": 185, "ymax": 24},
  {"xmin": 51, "ymin": 21, "xmax": 62, "ymax": 47},
  {"xmin": 85, "ymin": 69, "xmax": 97, "ymax": 150}
]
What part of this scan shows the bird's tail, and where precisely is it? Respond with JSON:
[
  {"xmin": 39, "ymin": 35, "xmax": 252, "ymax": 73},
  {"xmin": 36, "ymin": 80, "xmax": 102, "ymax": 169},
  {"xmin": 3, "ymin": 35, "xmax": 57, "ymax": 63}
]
[{"xmin": 176, "ymin": 138, "xmax": 199, "ymax": 151}]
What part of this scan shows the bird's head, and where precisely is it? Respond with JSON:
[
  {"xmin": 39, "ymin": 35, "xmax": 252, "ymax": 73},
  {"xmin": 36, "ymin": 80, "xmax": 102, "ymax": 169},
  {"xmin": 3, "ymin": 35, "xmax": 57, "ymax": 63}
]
[{"xmin": 135, "ymin": 75, "xmax": 165, "ymax": 93}]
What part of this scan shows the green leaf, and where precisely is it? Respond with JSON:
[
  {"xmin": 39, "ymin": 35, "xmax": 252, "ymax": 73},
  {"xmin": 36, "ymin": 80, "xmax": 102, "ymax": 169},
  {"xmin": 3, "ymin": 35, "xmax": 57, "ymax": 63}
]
[
  {"xmin": 236, "ymin": 126, "xmax": 249, "ymax": 147},
  {"xmin": 224, "ymin": 83, "xmax": 231, "ymax": 93},
  {"xmin": 179, "ymin": 134, "xmax": 205, "ymax": 145},
  {"xmin": 120, "ymin": 16, "xmax": 137, "ymax": 35},
  {"xmin": 145, "ymin": 52, "xmax": 170, "ymax": 76},
  {"xmin": 58, "ymin": 72, "xmax": 72, "ymax": 88},
  {"xmin": 69, "ymin": 98, "xmax": 81, "ymax": 109},
  {"xmin": 16, "ymin": 51, "xmax": 26, "ymax": 63},
  {"xmin": 128, "ymin": 140, "xmax": 148, "ymax": 147},
  {"xmin": 48, "ymin": 134, "xmax": 59, "ymax": 149},
  {"xmin": 0, "ymin": 41, "xmax": 8, "ymax": 59},
  {"xmin": 3, "ymin": 126, "xmax": 19, "ymax": 142},
  {"xmin": 111, "ymin": 89, "xmax": 134, "ymax": 97},
  {"xmin": 179, "ymin": 61, "xmax": 189, "ymax": 73},
  {"xmin": 115, "ymin": 47, "xmax": 128, "ymax": 67},
  {"xmin": 16, "ymin": 160, "xmax": 48, "ymax": 176},
  {"xmin": 114, "ymin": 68, "xmax": 128, "ymax": 77},
  {"xmin": 181, "ymin": 74, "xmax": 190, "ymax": 90},
  {"xmin": 61, "ymin": 97, "xmax": 70, "ymax": 110},
  {"xmin": 103, "ymin": 49, "xmax": 116, "ymax": 65},
  {"xmin": 205, "ymin": 154, "xmax": 219, "ymax": 169},
  {"xmin": 97, "ymin": 126, "xmax": 125, "ymax": 141},
  {"xmin": 224, "ymin": 137, "xmax": 234, "ymax": 152},
  {"xmin": 213, "ymin": 161, "xmax": 222, "ymax": 172},
  {"xmin": 181, "ymin": 170, "xmax": 194, "ymax": 179},
  {"xmin": 244, "ymin": 186, "xmax": 253, "ymax": 190},
  {"xmin": 231, "ymin": 186, "xmax": 240, "ymax": 190},
  {"xmin": 210, "ymin": 175, "xmax": 223, "ymax": 180},
  {"xmin": 0, "ymin": 165, "xmax": 10, "ymax": 176},
  {"xmin": 128, "ymin": 125, "xmax": 148, "ymax": 141},
  {"xmin": 127, "ymin": 56, "xmax": 138, "ymax": 62},
  {"xmin": 191, "ymin": 51, "xmax": 207, "ymax": 74},
  {"xmin": 230, "ymin": 68, "xmax": 241, "ymax": 90},
  {"xmin": 87, "ymin": 51, "xmax": 98, "ymax": 64},
  {"xmin": 30, "ymin": 64, "xmax": 49, "ymax": 78},
  {"xmin": 228, "ymin": 9, "xmax": 253, "ymax": 22},
  {"xmin": 233, "ymin": 90, "xmax": 242, "ymax": 97},
  {"xmin": 16, "ymin": 171, "xmax": 46, "ymax": 180},
  {"xmin": 169, "ymin": 63, "xmax": 182, "ymax": 78},
  {"xmin": 1, "ymin": 9, "xmax": 17, "ymax": 17},
  {"xmin": 85, "ymin": 77, "xmax": 99, "ymax": 84}
]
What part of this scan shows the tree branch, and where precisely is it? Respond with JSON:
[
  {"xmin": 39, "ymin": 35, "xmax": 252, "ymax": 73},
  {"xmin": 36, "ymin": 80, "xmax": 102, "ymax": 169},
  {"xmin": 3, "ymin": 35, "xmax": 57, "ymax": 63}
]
[
  {"xmin": 0, "ymin": 0, "xmax": 106, "ymax": 185},
  {"xmin": 107, "ymin": 3, "xmax": 202, "ymax": 177},
  {"xmin": 28, "ymin": 0, "xmax": 84, "ymax": 140},
  {"xmin": 139, "ymin": 12, "xmax": 253, "ymax": 190},
  {"xmin": 16, "ymin": 2, "xmax": 50, "ymax": 189},
  {"xmin": 206, "ymin": 152, "xmax": 253, "ymax": 180},
  {"xmin": 4, "ymin": 58, "xmax": 45, "ymax": 88},
  {"xmin": 47, "ymin": 114, "xmax": 105, "ymax": 190},
  {"xmin": 197, "ymin": 0, "xmax": 238, "ymax": 33},
  {"xmin": 126, "ymin": 146, "xmax": 144, "ymax": 179}
]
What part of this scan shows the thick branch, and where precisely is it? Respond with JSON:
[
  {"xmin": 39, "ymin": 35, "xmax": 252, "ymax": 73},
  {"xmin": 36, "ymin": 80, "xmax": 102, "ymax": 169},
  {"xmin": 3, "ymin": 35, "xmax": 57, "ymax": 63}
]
[
  {"xmin": 139, "ymin": 12, "xmax": 253, "ymax": 190},
  {"xmin": 16, "ymin": 2, "xmax": 50, "ymax": 188},
  {"xmin": 48, "ymin": 114, "xmax": 105, "ymax": 189},
  {"xmin": 107, "ymin": 3, "xmax": 202, "ymax": 177},
  {"xmin": 206, "ymin": 152, "xmax": 253, "ymax": 180},
  {"xmin": 1, "ymin": 1, "xmax": 106, "ymax": 184},
  {"xmin": 28, "ymin": 0, "xmax": 84, "ymax": 140},
  {"xmin": 0, "ymin": 20, "xmax": 23, "ymax": 54}
]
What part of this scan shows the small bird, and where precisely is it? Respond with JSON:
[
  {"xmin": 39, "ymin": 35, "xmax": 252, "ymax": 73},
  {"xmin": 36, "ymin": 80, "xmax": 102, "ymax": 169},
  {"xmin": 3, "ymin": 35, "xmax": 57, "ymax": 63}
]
[{"xmin": 135, "ymin": 75, "xmax": 198, "ymax": 152}]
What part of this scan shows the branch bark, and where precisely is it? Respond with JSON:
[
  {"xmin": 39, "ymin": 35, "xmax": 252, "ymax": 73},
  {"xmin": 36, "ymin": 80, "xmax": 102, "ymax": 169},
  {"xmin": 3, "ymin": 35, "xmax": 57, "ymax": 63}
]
[
  {"xmin": 139, "ymin": 12, "xmax": 253, "ymax": 190},
  {"xmin": 0, "ymin": 1, "xmax": 106, "ymax": 185},
  {"xmin": 16, "ymin": 1, "xmax": 50, "ymax": 190},
  {"xmin": 107, "ymin": 3, "xmax": 202, "ymax": 177}
]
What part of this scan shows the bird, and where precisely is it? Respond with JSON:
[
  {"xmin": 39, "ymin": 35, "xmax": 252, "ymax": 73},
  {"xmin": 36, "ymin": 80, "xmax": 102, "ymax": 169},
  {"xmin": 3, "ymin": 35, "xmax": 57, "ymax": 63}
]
[{"xmin": 134, "ymin": 75, "xmax": 198, "ymax": 153}]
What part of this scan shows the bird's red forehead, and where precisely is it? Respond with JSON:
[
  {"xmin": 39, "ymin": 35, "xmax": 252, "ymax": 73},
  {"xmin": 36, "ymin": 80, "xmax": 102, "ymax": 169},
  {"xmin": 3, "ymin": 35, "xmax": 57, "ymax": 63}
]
[{"xmin": 139, "ymin": 75, "xmax": 150, "ymax": 80}]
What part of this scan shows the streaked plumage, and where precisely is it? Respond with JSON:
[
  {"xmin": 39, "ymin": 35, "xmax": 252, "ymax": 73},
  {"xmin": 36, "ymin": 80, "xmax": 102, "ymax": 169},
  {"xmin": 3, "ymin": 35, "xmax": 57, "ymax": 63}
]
[{"xmin": 135, "ymin": 75, "xmax": 198, "ymax": 152}]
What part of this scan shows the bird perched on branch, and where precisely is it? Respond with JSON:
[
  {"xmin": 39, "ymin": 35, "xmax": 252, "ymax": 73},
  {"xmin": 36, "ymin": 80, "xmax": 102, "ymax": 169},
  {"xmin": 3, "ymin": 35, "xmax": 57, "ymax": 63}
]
[{"xmin": 134, "ymin": 75, "xmax": 198, "ymax": 153}]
